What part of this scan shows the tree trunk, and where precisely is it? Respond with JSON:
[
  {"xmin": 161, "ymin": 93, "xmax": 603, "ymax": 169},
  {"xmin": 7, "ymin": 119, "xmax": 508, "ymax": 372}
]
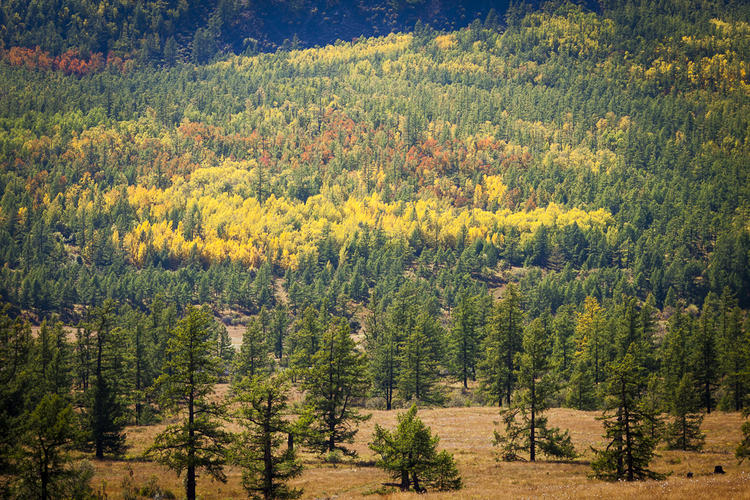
[
  {"xmin": 462, "ymin": 337, "xmax": 468, "ymax": 389},
  {"xmin": 40, "ymin": 449, "xmax": 49, "ymax": 500},
  {"xmin": 735, "ymin": 379, "xmax": 742, "ymax": 412},
  {"xmin": 135, "ymin": 325, "xmax": 142, "ymax": 425},
  {"xmin": 411, "ymin": 472, "xmax": 423, "ymax": 493},
  {"xmin": 530, "ymin": 377, "xmax": 536, "ymax": 462},
  {"xmin": 682, "ymin": 415, "xmax": 687, "ymax": 449},
  {"xmin": 399, "ymin": 470, "xmax": 410, "ymax": 490},
  {"xmin": 705, "ymin": 379, "xmax": 711, "ymax": 414},
  {"xmin": 624, "ymin": 380, "xmax": 633, "ymax": 481},
  {"xmin": 264, "ymin": 393, "xmax": 273, "ymax": 499},
  {"xmin": 187, "ymin": 369, "xmax": 196, "ymax": 500}
]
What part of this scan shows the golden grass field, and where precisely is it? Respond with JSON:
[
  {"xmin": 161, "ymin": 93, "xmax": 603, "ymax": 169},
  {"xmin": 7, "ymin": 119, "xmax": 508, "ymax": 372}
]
[{"xmin": 90, "ymin": 387, "xmax": 750, "ymax": 499}]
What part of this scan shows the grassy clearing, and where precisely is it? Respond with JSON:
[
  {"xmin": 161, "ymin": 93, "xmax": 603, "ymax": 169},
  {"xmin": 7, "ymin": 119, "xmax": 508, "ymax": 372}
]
[{"xmin": 90, "ymin": 397, "xmax": 750, "ymax": 499}]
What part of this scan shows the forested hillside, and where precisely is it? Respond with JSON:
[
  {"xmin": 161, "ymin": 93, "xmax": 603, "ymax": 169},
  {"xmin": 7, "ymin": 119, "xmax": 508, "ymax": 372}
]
[
  {"xmin": 0, "ymin": 0, "xmax": 515, "ymax": 61},
  {"xmin": 1, "ymin": 0, "xmax": 749, "ymax": 497}
]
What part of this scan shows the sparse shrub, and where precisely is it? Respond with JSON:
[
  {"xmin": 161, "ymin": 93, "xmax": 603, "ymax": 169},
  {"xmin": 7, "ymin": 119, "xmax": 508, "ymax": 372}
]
[{"xmin": 325, "ymin": 450, "xmax": 344, "ymax": 465}]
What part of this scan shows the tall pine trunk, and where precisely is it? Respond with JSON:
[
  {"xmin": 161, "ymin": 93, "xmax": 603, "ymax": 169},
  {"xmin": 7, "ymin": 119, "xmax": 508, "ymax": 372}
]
[
  {"xmin": 530, "ymin": 377, "xmax": 536, "ymax": 462},
  {"xmin": 187, "ymin": 362, "xmax": 196, "ymax": 500},
  {"xmin": 264, "ymin": 392, "xmax": 273, "ymax": 499}
]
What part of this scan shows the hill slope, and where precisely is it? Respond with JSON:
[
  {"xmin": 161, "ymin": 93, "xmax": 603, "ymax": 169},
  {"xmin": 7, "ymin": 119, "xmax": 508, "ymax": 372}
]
[{"xmin": 1, "ymin": 1, "xmax": 748, "ymax": 320}]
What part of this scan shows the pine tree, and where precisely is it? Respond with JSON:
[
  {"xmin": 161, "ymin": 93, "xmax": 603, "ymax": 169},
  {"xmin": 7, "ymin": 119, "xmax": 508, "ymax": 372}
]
[
  {"xmin": 270, "ymin": 306, "xmax": 289, "ymax": 360},
  {"xmin": 479, "ymin": 284, "xmax": 523, "ymax": 406},
  {"xmin": 575, "ymin": 296, "xmax": 607, "ymax": 386},
  {"xmin": 566, "ymin": 352, "xmax": 597, "ymax": 410},
  {"xmin": 215, "ymin": 323, "xmax": 235, "ymax": 380},
  {"xmin": 367, "ymin": 288, "xmax": 419, "ymax": 410},
  {"xmin": 661, "ymin": 308, "xmax": 693, "ymax": 399},
  {"xmin": 552, "ymin": 304, "xmax": 576, "ymax": 377},
  {"xmin": 592, "ymin": 350, "xmax": 663, "ymax": 481},
  {"xmin": 31, "ymin": 319, "xmax": 72, "ymax": 399},
  {"xmin": 493, "ymin": 317, "xmax": 576, "ymax": 462},
  {"xmin": 449, "ymin": 292, "xmax": 481, "ymax": 389},
  {"xmin": 398, "ymin": 311, "xmax": 444, "ymax": 404},
  {"xmin": 231, "ymin": 376, "xmax": 302, "ymax": 500},
  {"xmin": 694, "ymin": 294, "xmax": 720, "ymax": 413},
  {"xmin": 303, "ymin": 319, "xmax": 370, "ymax": 456},
  {"xmin": 129, "ymin": 312, "xmax": 149, "ymax": 426},
  {"xmin": 147, "ymin": 307, "xmax": 230, "ymax": 500},
  {"xmin": 252, "ymin": 262, "xmax": 275, "ymax": 309},
  {"xmin": 0, "ymin": 312, "xmax": 33, "ymax": 483},
  {"xmin": 84, "ymin": 301, "xmax": 127, "ymax": 458},
  {"xmin": 665, "ymin": 374, "xmax": 705, "ymax": 451},
  {"xmin": 369, "ymin": 405, "xmax": 461, "ymax": 492},
  {"xmin": 616, "ymin": 297, "xmax": 641, "ymax": 358},
  {"xmin": 639, "ymin": 294, "xmax": 658, "ymax": 372},
  {"xmin": 718, "ymin": 300, "xmax": 748, "ymax": 411},
  {"xmin": 288, "ymin": 306, "xmax": 321, "ymax": 375},
  {"xmin": 234, "ymin": 317, "xmax": 270, "ymax": 381},
  {"xmin": 368, "ymin": 322, "xmax": 399, "ymax": 410},
  {"xmin": 12, "ymin": 394, "xmax": 89, "ymax": 500}
]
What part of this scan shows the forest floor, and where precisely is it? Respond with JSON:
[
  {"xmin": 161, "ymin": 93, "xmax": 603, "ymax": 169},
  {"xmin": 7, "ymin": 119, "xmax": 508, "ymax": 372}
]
[{"xmin": 91, "ymin": 394, "xmax": 750, "ymax": 499}]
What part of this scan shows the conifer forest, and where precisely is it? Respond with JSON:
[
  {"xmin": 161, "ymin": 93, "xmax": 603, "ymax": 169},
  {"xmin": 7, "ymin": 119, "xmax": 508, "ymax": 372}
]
[{"xmin": 1, "ymin": 0, "xmax": 749, "ymax": 498}]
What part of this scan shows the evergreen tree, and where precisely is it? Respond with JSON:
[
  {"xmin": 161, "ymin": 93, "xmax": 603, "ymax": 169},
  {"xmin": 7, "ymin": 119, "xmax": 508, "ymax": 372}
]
[
  {"xmin": 718, "ymin": 300, "xmax": 748, "ymax": 411},
  {"xmin": 147, "ymin": 307, "xmax": 230, "ymax": 500},
  {"xmin": 665, "ymin": 374, "xmax": 705, "ymax": 451},
  {"xmin": 31, "ymin": 319, "xmax": 72, "ymax": 400},
  {"xmin": 479, "ymin": 284, "xmax": 523, "ymax": 406},
  {"xmin": 494, "ymin": 317, "xmax": 576, "ymax": 462},
  {"xmin": 129, "ymin": 313, "xmax": 149, "ymax": 426},
  {"xmin": 694, "ymin": 294, "xmax": 720, "ymax": 413},
  {"xmin": 592, "ymin": 350, "xmax": 663, "ymax": 481},
  {"xmin": 552, "ymin": 304, "xmax": 576, "ymax": 377},
  {"xmin": 367, "ymin": 313, "xmax": 400, "ymax": 410},
  {"xmin": 398, "ymin": 311, "xmax": 444, "ymax": 404},
  {"xmin": 231, "ymin": 376, "xmax": 302, "ymax": 500},
  {"xmin": 449, "ymin": 292, "xmax": 481, "ymax": 389},
  {"xmin": 565, "ymin": 352, "xmax": 597, "ymax": 410},
  {"xmin": 661, "ymin": 308, "xmax": 693, "ymax": 400},
  {"xmin": 215, "ymin": 323, "xmax": 235, "ymax": 380},
  {"xmin": 288, "ymin": 306, "xmax": 321, "ymax": 375},
  {"xmin": 367, "ymin": 287, "xmax": 420, "ymax": 410},
  {"xmin": 0, "ymin": 312, "xmax": 33, "ymax": 495},
  {"xmin": 253, "ymin": 262, "xmax": 275, "ymax": 309},
  {"xmin": 615, "ymin": 297, "xmax": 641, "ymax": 358},
  {"xmin": 12, "ymin": 394, "xmax": 89, "ymax": 500},
  {"xmin": 234, "ymin": 317, "xmax": 270, "ymax": 381},
  {"xmin": 639, "ymin": 294, "xmax": 658, "ymax": 372},
  {"xmin": 369, "ymin": 405, "xmax": 461, "ymax": 492},
  {"xmin": 84, "ymin": 301, "xmax": 127, "ymax": 458},
  {"xmin": 303, "ymin": 319, "xmax": 370, "ymax": 456},
  {"xmin": 270, "ymin": 306, "xmax": 289, "ymax": 360},
  {"xmin": 575, "ymin": 297, "xmax": 607, "ymax": 386}
]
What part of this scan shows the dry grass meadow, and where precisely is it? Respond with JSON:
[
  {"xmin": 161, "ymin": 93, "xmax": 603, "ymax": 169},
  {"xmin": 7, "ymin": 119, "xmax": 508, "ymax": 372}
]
[{"xmin": 88, "ymin": 388, "xmax": 750, "ymax": 500}]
